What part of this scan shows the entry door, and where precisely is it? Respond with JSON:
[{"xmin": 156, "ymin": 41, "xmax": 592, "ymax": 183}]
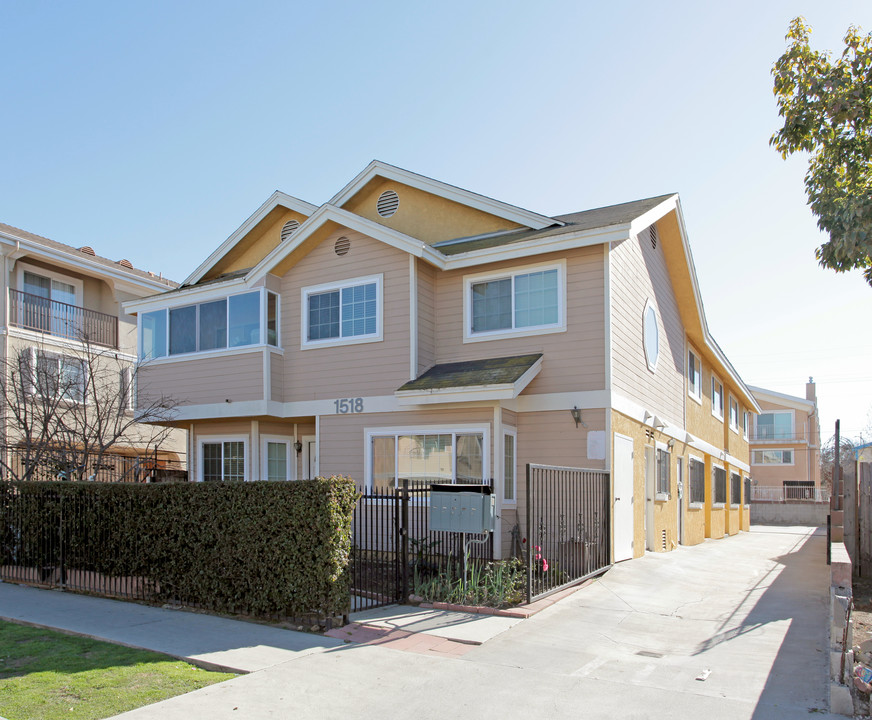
[
  {"xmin": 645, "ymin": 447, "xmax": 655, "ymax": 551},
  {"xmin": 302, "ymin": 436, "xmax": 317, "ymax": 479},
  {"xmin": 613, "ymin": 434, "xmax": 634, "ymax": 562},
  {"xmin": 676, "ymin": 457, "xmax": 685, "ymax": 545}
]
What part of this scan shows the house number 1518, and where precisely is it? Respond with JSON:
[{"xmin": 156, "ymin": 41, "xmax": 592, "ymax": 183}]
[{"xmin": 334, "ymin": 398, "xmax": 364, "ymax": 414}]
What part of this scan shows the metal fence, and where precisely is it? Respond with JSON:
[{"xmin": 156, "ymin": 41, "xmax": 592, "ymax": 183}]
[
  {"xmin": 525, "ymin": 464, "xmax": 611, "ymax": 603},
  {"xmin": 350, "ymin": 479, "xmax": 493, "ymax": 613},
  {"xmin": 750, "ymin": 485, "xmax": 830, "ymax": 503},
  {"xmin": 0, "ymin": 447, "xmax": 187, "ymax": 483}
]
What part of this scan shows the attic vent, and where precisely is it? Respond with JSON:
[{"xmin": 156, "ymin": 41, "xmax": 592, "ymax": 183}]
[
  {"xmin": 280, "ymin": 220, "xmax": 300, "ymax": 242},
  {"xmin": 334, "ymin": 236, "xmax": 351, "ymax": 256},
  {"xmin": 649, "ymin": 226, "xmax": 658, "ymax": 250},
  {"xmin": 117, "ymin": 259, "xmax": 133, "ymax": 269},
  {"xmin": 377, "ymin": 190, "xmax": 399, "ymax": 218},
  {"xmin": 79, "ymin": 246, "xmax": 96, "ymax": 256},
  {"xmin": 661, "ymin": 529, "xmax": 667, "ymax": 551}
]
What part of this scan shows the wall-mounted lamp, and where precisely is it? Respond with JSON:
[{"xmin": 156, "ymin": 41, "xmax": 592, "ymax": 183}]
[
  {"xmin": 667, "ymin": 438, "xmax": 675, "ymax": 450},
  {"xmin": 570, "ymin": 406, "xmax": 586, "ymax": 428},
  {"xmin": 293, "ymin": 440, "xmax": 303, "ymax": 455},
  {"xmin": 225, "ymin": 398, "xmax": 232, "ymax": 404}
]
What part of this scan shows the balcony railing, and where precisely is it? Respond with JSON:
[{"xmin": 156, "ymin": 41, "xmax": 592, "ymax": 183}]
[
  {"xmin": 749, "ymin": 428, "xmax": 813, "ymax": 443},
  {"xmin": 8, "ymin": 290, "xmax": 118, "ymax": 349},
  {"xmin": 750, "ymin": 486, "xmax": 830, "ymax": 503}
]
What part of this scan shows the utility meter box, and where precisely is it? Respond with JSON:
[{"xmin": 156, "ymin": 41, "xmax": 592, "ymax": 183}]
[{"xmin": 429, "ymin": 484, "xmax": 494, "ymax": 534}]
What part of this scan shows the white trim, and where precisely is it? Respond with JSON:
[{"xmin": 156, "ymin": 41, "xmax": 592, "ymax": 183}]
[
  {"xmin": 4, "ymin": 326, "xmax": 138, "ymax": 361},
  {"xmin": 124, "ymin": 277, "xmax": 248, "ymax": 315},
  {"xmin": 728, "ymin": 395, "xmax": 740, "ymax": 433},
  {"xmin": 185, "ymin": 191, "xmax": 317, "ymax": 286},
  {"xmin": 748, "ymin": 385, "xmax": 815, "ymax": 412},
  {"xmin": 302, "ymin": 434, "xmax": 317, "ymax": 480},
  {"xmin": 687, "ymin": 346, "xmax": 702, "ymax": 403},
  {"xmin": 300, "ymin": 273, "xmax": 383, "ymax": 350},
  {"xmin": 711, "ymin": 462, "xmax": 726, "ymax": 509},
  {"xmin": 502, "ymin": 424, "xmax": 517, "ymax": 507},
  {"xmin": 363, "ymin": 423, "xmax": 491, "ymax": 493},
  {"xmin": 642, "ymin": 298, "xmax": 659, "ymax": 373},
  {"xmin": 409, "ymin": 256, "xmax": 417, "ymax": 380},
  {"xmin": 198, "ymin": 435, "xmax": 248, "ymax": 482},
  {"xmin": 710, "ymin": 374, "xmax": 724, "ymax": 421},
  {"xmin": 751, "ymin": 448, "xmax": 795, "ymax": 466},
  {"xmin": 141, "ymin": 343, "xmax": 280, "ymax": 366},
  {"xmin": 261, "ymin": 435, "xmax": 295, "ymax": 481},
  {"xmin": 604, "ymin": 244, "xmax": 612, "ymax": 395},
  {"xmin": 328, "ymin": 160, "xmax": 559, "ymax": 230},
  {"xmin": 462, "ymin": 260, "xmax": 566, "ymax": 343}
]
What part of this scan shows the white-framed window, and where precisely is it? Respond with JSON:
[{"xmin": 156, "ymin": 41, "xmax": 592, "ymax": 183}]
[
  {"xmin": 729, "ymin": 396, "xmax": 739, "ymax": 432},
  {"xmin": 199, "ymin": 437, "xmax": 247, "ymax": 482},
  {"xmin": 27, "ymin": 348, "xmax": 86, "ymax": 403},
  {"xmin": 366, "ymin": 425, "xmax": 489, "ymax": 493},
  {"xmin": 689, "ymin": 456, "xmax": 705, "ymax": 506},
  {"xmin": 503, "ymin": 428, "xmax": 517, "ymax": 504},
  {"xmin": 463, "ymin": 261, "xmax": 566, "ymax": 342},
  {"xmin": 754, "ymin": 411, "xmax": 794, "ymax": 441},
  {"xmin": 261, "ymin": 436, "xmax": 294, "ymax": 481},
  {"xmin": 16, "ymin": 263, "xmax": 86, "ymax": 340},
  {"xmin": 119, "ymin": 366, "xmax": 134, "ymax": 412},
  {"xmin": 655, "ymin": 443, "xmax": 670, "ymax": 498},
  {"xmin": 687, "ymin": 349, "xmax": 701, "ymax": 402},
  {"xmin": 301, "ymin": 274, "xmax": 383, "ymax": 349},
  {"xmin": 752, "ymin": 449, "xmax": 794, "ymax": 466},
  {"xmin": 743, "ymin": 411, "xmax": 751, "ymax": 440},
  {"xmin": 139, "ymin": 288, "xmax": 279, "ymax": 360},
  {"xmin": 711, "ymin": 375, "xmax": 724, "ymax": 420},
  {"xmin": 712, "ymin": 464, "xmax": 726, "ymax": 507},
  {"xmin": 730, "ymin": 472, "xmax": 741, "ymax": 506},
  {"xmin": 643, "ymin": 299, "xmax": 659, "ymax": 372}
]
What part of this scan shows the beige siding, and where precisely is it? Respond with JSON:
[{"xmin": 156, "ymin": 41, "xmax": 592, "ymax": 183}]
[
  {"xmin": 270, "ymin": 351, "xmax": 284, "ymax": 402},
  {"xmin": 281, "ymin": 229, "xmax": 411, "ymax": 401},
  {"xmin": 417, "ymin": 259, "xmax": 436, "ymax": 374},
  {"xmin": 139, "ymin": 351, "xmax": 264, "ymax": 407},
  {"xmin": 433, "ymin": 247, "xmax": 606, "ymax": 394},
  {"xmin": 610, "ymin": 228, "xmax": 684, "ymax": 423}
]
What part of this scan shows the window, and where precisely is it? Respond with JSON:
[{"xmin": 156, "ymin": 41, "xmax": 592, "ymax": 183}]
[
  {"xmin": 744, "ymin": 477, "xmax": 751, "ymax": 506},
  {"xmin": 201, "ymin": 439, "xmax": 246, "ymax": 482},
  {"xmin": 687, "ymin": 350, "xmax": 701, "ymax": 400},
  {"xmin": 729, "ymin": 397, "xmax": 739, "ymax": 431},
  {"xmin": 711, "ymin": 376, "xmax": 724, "ymax": 420},
  {"xmin": 303, "ymin": 275, "xmax": 382, "ymax": 347},
  {"xmin": 368, "ymin": 428, "xmax": 487, "ymax": 492},
  {"xmin": 689, "ymin": 458, "xmax": 705, "ymax": 505},
  {"xmin": 730, "ymin": 472, "xmax": 741, "ymax": 506},
  {"xmin": 119, "ymin": 366, "xmax": 134, "ymax": 412},
  {"xmin": 504, "ymin": 430, "xmax": 516, "ymax": 503},
  {"xmin": 656, "ymin": 447, "xmax": 670, "ymax": 496},
  {"xmin": 262, "ymin": 438, "xmax": 292, "ymax": 481},
  {"xmin": 713, "ymin": 466, "xmax": 727, "ymax": 506},
  {"xmin": 643, "ymin": 301, "xmax": 659, "ymax": 372},
  {"xmin": 755, "ymin": 411, "xmax": 793, "ymax": 441},
  {"xmin": 17, "ymin": 265, "xmax": 84, "ymax": 339},
  {"xmin": 752, "ymin": 449, "xmax": 794, "ymax": 465},
  {"xmin": 139, "ymin": 289, "xmax": 279, "ymax": 360},
  {"xmin": 743, "ymin": 411, "xmax": 750, "ymax": 440},
  {"xmin": 31, "ymin": 350, "xmax": 86, "ymax": 402},
  {"xmin": 464, "ymin": 262, "xmax": 565, "ymax": 341}
]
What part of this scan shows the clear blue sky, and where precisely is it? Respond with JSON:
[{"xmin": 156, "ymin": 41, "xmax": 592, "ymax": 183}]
[{"xmin": 1, "ymin": 0, "xmax": 870, "ymax": 440}]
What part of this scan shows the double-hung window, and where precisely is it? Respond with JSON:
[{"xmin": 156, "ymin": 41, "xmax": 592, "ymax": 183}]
[
  {"xmin": 201, "ymin": 439, "xmax": 246, "ymax": 482},
  {"xmin": 687, "ymin": 350, "xmax": 701, "ymax": 401},
  {"xmin": 656, "ymin": 447, "xmax": 670, "ymax": 496},
  {"xmin": 504, "ymin": 430, "xmax": 516, "ymax": 503},
  {"xmin": 464, "ymin": 262, "xmax": 565, "ymax": 341},
  {"xmin": 689, "ymin": 458, "xmax": 705, "ymax": 505},
  {"xmin": 711, "ymin": 376, "xmax": 724, "ymax": 420},
  {"xmin": 729, "ymin": 397, "xmax": 739, "ymax": 432},
  {"xmin": 29, "ymin": 349, "xmax": 86, "ymax": 403},
  {"xmin": 302, "ymin": 275, "xmax": 382, "ymax": 348}
]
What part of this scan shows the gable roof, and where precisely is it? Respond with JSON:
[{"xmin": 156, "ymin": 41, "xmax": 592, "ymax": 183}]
[
  {"xmin": 0, "ymin": 222, "xmax": 177, "ymax": 292},
  {"xmin": 748, "ymin": 385, "xmax": 815, "ymax": 412}
]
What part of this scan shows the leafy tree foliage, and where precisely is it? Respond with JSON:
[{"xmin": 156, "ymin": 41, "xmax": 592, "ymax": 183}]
[{"xmin": 771, "ymin": 17, "xmax": 872, "ymax": 284}]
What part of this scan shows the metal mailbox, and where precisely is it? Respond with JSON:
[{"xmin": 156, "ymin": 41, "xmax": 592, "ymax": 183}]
[{"xmin": 429, "ymin": 484, "xmax": 495, "ymax": 534}]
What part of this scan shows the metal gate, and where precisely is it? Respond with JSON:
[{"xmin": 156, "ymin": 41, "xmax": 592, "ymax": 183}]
[
  {"xmin": 350, "ymin": 479, "xmax": 493, "ymax": 614},
  {"xmin": 525, "ymin": 464, "xmax": 611, "ymax": 603}
]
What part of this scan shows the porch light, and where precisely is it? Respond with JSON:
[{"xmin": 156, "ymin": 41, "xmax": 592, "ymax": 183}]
[
  {"xmin": 294, "ymin": 440, "xmax": 303, "ymax": 455},
  {"xmin": 570, "ymin": 406, "xmax": 583, "ymax": 428}
]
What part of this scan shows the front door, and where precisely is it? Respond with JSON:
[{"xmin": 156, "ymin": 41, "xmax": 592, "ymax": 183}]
[{"xmin": 613, "ymin": 434, "xmax": 634, "ymax": 561}]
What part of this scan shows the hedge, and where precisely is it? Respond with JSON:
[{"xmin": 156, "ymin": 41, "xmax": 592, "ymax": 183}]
[{"xmin": 0, "ymin": 477, "xmax": 359, "ymax": 619}]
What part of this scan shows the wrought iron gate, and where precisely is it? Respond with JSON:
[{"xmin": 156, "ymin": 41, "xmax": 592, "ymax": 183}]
[{"xmin": 525, "ymin": 464, "xmax": 611, "ymax": 603}]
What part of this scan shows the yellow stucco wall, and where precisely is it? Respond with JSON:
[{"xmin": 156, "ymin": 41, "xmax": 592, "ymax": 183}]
[{"xmin": 341, "ymin": 178, "xmax": 523, "ymax": 245}]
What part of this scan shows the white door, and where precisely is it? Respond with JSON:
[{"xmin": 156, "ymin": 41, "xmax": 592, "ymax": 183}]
[
  {"xmin": 613, "ymin": 434, "xmax": 634, "ymax": 562},
  {"xmin": 645, "ymin": 446, "xmax": 655, "ymax": 551}
]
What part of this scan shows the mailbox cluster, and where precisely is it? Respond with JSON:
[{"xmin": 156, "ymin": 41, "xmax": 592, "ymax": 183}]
[{"xmin": 429, "ymin": 484, "xmax": 495, "ymax": 534}]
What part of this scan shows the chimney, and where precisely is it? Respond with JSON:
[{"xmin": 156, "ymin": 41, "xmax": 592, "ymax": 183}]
[{"xmin": 806, "ymin": 376, "xmax": 816, "ymax": 403}]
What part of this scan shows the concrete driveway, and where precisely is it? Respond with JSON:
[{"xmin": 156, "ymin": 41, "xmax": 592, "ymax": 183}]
[{"xmin": 111, "ymin": 525, "xmax": 835, "ymax": 719}]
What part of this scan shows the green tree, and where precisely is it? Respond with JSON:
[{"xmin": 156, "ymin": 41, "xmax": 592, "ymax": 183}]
[{"xmin": 771, "ymin": 17, "xmax": 872, "ymax": 284}]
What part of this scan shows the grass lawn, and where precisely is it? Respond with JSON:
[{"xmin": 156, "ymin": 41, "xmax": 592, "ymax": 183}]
[{"xmin": 0, "ymin": 621, "xmax": 236, "ymax": 720}]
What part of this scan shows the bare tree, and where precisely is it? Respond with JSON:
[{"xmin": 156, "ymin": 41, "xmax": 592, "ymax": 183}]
[{"xmin": 0, "ymin": 339, "xmax": 178, "ymax": 482}]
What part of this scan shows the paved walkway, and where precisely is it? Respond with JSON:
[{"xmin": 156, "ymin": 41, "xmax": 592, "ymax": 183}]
[{"xmin": 1, "ymin": 526, "xmax": 840, "ymax": 719}]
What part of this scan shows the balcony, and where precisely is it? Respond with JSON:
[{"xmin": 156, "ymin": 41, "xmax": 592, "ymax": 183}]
[
  {"xmin": 9, "ymin": 289, "xmax": 118, "ymax": 349},
  {"xmin": 749, "ymin": 427, "xmax": 813, "ymax": 444}
]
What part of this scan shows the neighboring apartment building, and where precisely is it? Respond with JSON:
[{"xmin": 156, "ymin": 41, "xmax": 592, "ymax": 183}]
[
  {"xmin": 748, "ymin": 380, "xmax": 821, "ymax": 498},
  {"xmin": 0, "ymin": 222, "xmax": 185, "ymax": 476},
  {"xmin": 125, "ymin": 161, "xmax": 759, "ymax": 560}
]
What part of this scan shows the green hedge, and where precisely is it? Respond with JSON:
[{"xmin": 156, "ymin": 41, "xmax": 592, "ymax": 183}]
[{"xmin": 1, "ymin": 478, "xmax": 359, "ymax": 619}]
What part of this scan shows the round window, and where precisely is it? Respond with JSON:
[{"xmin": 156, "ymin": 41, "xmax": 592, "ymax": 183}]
[{"xmin": 643, "ymin": 301, "xmax": 659, "ymax": 371}]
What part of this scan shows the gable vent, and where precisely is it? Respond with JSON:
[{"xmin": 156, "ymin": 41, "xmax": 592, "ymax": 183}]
[
  {"xmin": 79, "ymin": 246, "xmax": 96, "ymax": 256},
  {"xmin": 377, "ymin": 190, "xmax": 399, "ymax": 218},
  {"xmin": 649, "ymin": 226, "xmax": 658, "ymax": 250},
  {"xmin": 334, "ymin": 236, "xmax": 351, "ymax": 256},
  {"xmin": 661, "ymin": 529, "xmax": 667, "ymax": 551},
  {"xmin": 280, "ymin": 219, "xmax": 300, "ymax": 242},
  {"xmin": 117, "ymin": 259, "xmax": 133, "ymax": 269}
]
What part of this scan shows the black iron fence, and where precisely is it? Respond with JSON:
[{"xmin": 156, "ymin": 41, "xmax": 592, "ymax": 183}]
[
  {"xmin": 525, "ymin": 464, "xmax": 611, "ymax": 603},
  {"xmin": 0, "ymin": 447, "xmax": 187, "ymax": 483},
  {"xmin": 9, "ymin": 289, "xmax": 119, "ymax": 349},
  {"xmin": 351, "ymin": 479, "xmax": 493, "ymax": 613}
]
